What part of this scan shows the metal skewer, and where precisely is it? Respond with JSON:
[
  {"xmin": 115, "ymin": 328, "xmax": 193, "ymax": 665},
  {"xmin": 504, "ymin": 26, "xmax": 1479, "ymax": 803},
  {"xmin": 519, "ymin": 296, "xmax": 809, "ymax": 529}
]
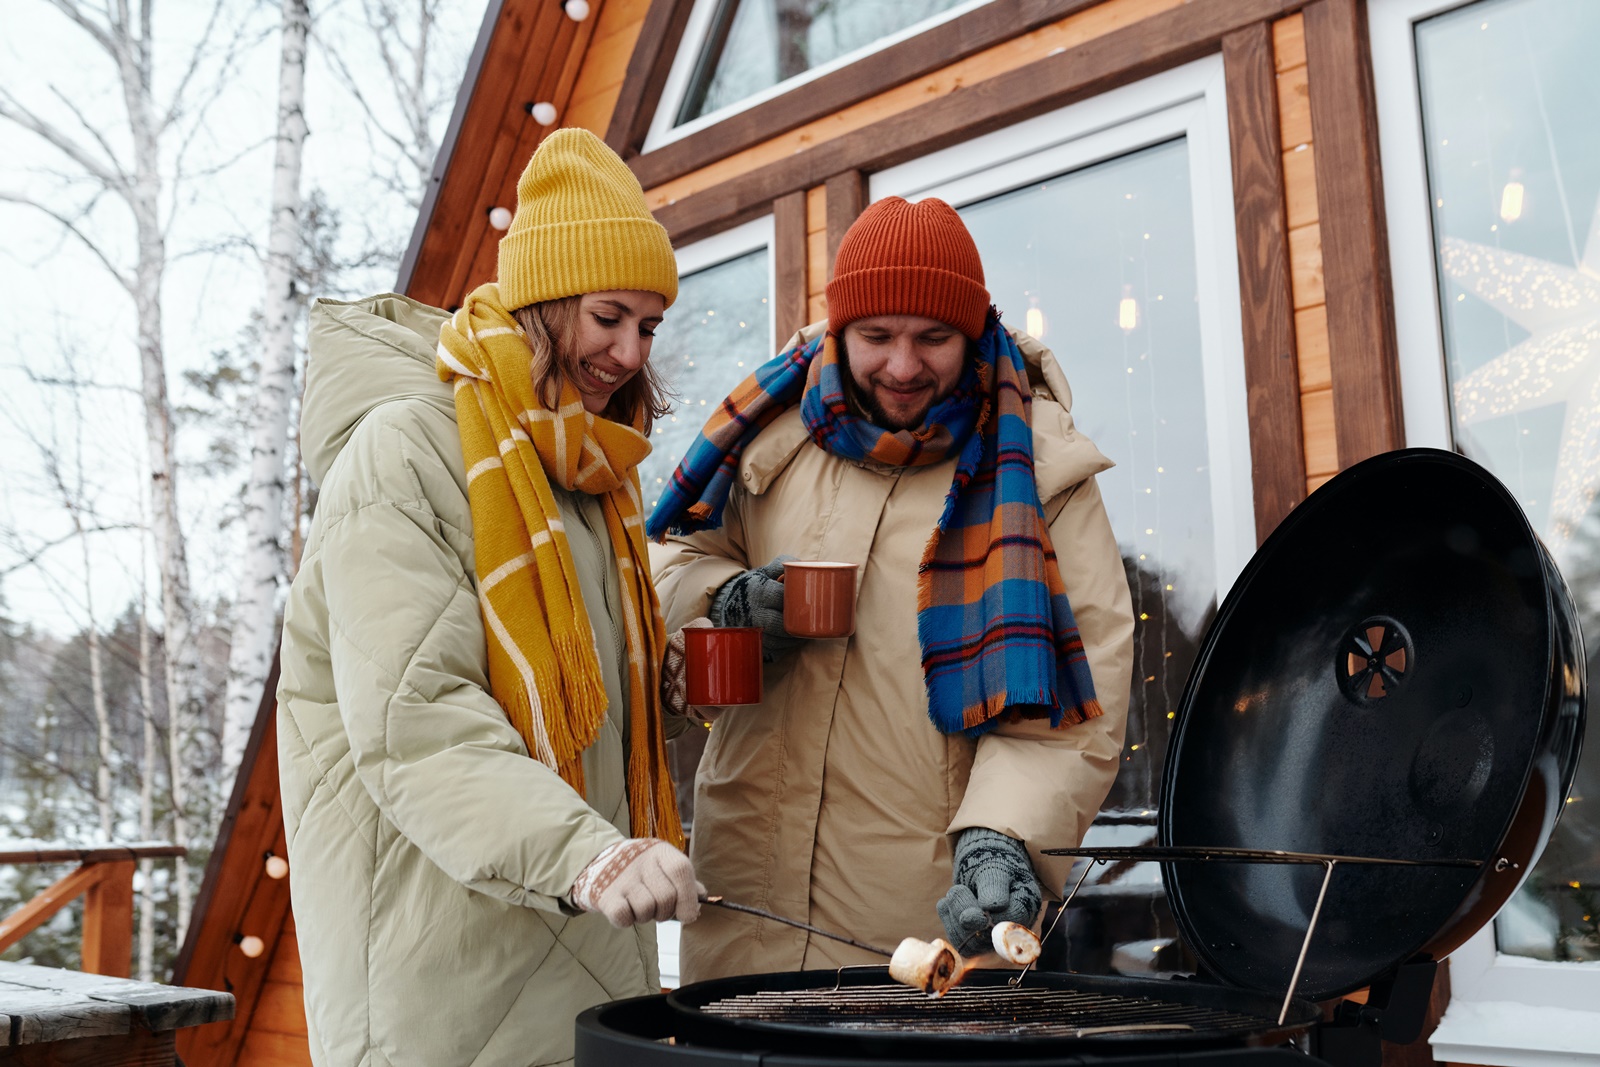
[{"xmin": 698, "ymin": 895, "xmax": 897, "ymax": 958}]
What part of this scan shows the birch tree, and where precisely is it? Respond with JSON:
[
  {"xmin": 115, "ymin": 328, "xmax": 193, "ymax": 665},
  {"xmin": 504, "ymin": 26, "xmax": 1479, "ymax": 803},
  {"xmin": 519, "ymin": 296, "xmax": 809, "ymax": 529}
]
[
  {"xmin": 0, "ymin": 0, "xmax": 262, "ymax": 940},
  {"xmin": 221, "ymin": 0, "xmax": 311, "ymax": 776}
]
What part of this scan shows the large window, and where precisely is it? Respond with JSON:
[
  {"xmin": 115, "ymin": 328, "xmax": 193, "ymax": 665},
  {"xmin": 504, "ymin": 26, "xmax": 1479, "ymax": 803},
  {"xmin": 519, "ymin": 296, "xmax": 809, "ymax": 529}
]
[
  {"xmin": 641, "ymin": 219, "xmax": 774, "ymax": 515},
  {"xmin": 647, "ymin": 0, "xmax": 989, "ymax": 147},
  {"xmin": 874, "ymin": 57, "xmax": 1253, "ymax": 822},
  {"xmin": 1375, "ymin": 0, "xmax": 1600, "ymax": 1055}
]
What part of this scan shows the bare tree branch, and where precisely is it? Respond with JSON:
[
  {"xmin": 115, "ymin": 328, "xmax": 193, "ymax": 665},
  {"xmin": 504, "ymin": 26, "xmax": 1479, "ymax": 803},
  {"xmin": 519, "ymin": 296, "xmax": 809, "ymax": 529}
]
[
  {"xmin": 0, "ymin": 191, "xmax": 135, "ymax": 292},
  {"xmin": 43, "ymin": 0, "xmax": 118, "ymax": 56},
  {"xmin": 0, "ymin": 87, "xmax": 125, "ymax": 194}
]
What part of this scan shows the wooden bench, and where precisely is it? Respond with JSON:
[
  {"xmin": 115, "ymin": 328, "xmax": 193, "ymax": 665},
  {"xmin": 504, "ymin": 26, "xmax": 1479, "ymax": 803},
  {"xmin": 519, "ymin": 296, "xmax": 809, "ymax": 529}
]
[{"xmin": 0, "ymin": 962, "xmax": 232, "ymax": 1065}]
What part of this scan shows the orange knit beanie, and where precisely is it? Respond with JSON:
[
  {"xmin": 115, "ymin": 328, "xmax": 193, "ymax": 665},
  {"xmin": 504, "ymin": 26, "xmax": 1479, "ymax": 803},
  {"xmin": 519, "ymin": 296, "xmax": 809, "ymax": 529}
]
[{"xmin": 826, "ymin": 196, "xmax": 990, "ymax": 340}]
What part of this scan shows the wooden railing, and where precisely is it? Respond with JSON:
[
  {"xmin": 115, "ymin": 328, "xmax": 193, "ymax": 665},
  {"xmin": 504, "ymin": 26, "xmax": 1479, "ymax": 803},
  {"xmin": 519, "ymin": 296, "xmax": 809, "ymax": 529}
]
[{"xmin": 0, "ymin": 844, "xmax": 185, "ymax": 978}]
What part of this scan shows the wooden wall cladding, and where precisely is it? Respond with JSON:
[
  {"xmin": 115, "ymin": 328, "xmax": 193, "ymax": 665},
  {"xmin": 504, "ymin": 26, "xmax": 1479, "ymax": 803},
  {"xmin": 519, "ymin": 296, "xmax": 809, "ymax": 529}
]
[
  {"xmin": 806, "ymin": 186, "xmax": 827, "ymax": 325},
  {"xmin": 1303, "ymin": 0, "xmax": 1405, "ymax": 468},
  {"xmin": 1222, "ymin": 20, "xmax": 1306, "ymax": 544},
  {"xmin": 644, "ymin": 0, "xmax": 1306, "ymax": 247},
  {"xmin": 620, "ymin": 0, "xmax": 1107, "ymax": 190},
  {"xmin": 1273, "ymin": 12, "xmax": 1337, "ymax": 494},
  {"xmin": 173, "ymin": 660, "xmax": 298, "ymax": 1066},
  {"xmin": 401, "ymin": 0, "xmax": 610, "ymax": 309}
]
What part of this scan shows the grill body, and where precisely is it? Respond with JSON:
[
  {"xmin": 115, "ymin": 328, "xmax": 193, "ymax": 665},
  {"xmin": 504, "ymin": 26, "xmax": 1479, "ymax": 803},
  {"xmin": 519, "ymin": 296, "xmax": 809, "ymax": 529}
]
[
  {"xmin": 577, "ymin": 993, "xmax": 1327, "ymax": 1067},
  {"xmin": 660, "ymin": 968, "xmax": 1318, "ymax": 1061}
]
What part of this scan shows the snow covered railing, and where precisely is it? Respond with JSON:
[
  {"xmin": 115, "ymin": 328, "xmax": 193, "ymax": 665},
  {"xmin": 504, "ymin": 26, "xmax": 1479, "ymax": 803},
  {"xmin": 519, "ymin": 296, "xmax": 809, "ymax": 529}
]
[{"xmin": 0, "ymin": 842, "xmax": 185, "ymax": 978}]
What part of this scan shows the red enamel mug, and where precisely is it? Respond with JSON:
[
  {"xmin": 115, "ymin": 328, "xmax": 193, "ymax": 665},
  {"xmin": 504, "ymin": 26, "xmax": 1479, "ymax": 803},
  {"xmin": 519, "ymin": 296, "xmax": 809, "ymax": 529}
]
[{"xmin": 684, "ymin": 626, "xmax": 763, "ymax": 706}]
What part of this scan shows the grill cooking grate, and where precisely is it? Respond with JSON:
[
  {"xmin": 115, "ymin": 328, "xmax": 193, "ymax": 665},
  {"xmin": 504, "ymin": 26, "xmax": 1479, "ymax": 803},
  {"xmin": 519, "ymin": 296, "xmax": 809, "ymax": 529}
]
[{"xmin": 699, "ymin": 982, "xmax": 1274, "ymax": 1038}]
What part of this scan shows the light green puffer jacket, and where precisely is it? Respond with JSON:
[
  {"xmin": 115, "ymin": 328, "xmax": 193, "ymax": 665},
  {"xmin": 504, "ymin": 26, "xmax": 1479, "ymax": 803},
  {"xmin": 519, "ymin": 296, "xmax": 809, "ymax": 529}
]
[{"xmin": 277, "ymin": 293, "xmax": 659, "ymax": 1067}]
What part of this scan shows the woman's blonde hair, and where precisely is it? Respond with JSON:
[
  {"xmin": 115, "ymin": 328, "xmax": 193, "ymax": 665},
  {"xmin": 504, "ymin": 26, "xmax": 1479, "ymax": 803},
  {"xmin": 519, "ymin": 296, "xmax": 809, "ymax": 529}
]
[{"xmin": 512, "ymin": 296, "xmax": 672, "ymax": 435}]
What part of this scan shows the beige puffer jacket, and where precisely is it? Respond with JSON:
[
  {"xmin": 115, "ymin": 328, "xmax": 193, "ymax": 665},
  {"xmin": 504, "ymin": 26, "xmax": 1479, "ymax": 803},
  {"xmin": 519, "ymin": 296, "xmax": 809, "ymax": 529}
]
[
  {"xmin": 277, "ymin": 293, "xmax": 661, "ymax": 1067},
  {"xmin": 652, "ymin": 323, "xmax": 1135, "ymax": 982}
]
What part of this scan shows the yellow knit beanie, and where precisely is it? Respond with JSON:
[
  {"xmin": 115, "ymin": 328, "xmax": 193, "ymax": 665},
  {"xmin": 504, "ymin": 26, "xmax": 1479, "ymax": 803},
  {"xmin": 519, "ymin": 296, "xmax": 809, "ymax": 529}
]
[{"xmin": 496, "ymin": 128, "xmax": 678, "ymax": 309}]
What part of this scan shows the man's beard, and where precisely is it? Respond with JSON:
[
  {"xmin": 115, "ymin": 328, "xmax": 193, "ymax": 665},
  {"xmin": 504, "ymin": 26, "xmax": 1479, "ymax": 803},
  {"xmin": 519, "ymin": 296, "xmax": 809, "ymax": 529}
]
[{"xmin": 838, "ymin": 342, "xmax": 935, "ymax": 432}]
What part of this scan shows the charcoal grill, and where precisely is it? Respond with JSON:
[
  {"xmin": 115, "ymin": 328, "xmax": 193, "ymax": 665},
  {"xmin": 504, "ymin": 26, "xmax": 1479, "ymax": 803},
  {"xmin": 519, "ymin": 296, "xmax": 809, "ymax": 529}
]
[{"xmin": 577, "ymin": 449, "xmax": 1586, "ymax": 1066}]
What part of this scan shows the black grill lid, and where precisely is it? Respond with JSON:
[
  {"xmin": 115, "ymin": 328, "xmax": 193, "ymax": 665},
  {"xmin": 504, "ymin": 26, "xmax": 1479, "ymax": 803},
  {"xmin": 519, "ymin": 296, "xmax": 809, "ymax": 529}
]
[{"xmin": 1154, "ymin": 448, "xmax": 1584, "ymax": 1001}]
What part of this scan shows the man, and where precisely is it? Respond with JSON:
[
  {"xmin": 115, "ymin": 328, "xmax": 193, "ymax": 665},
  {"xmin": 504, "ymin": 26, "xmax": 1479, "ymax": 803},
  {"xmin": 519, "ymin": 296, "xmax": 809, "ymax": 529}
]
[{"xmin": 648, "ymin": 196, "xmax": 1134, "ymax": 982}]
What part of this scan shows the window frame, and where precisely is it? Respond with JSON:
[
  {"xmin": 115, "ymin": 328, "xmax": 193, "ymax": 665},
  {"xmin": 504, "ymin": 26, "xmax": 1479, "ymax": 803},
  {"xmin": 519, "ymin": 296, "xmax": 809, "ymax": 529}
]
[
  {"xmin": 869, "ymin": 55, "xmax": 1257, "ymax": 597},
  {"xmin": 642, "ymin": 0, "xmax": 995, "ymax": 154},
  {"xmin": 674, "ymin": 214, "xmax": 776, "ymax": 281},
  {"xmin": 1369, "ymin": 0, "xmax": 1600, "ymax": 1057}
]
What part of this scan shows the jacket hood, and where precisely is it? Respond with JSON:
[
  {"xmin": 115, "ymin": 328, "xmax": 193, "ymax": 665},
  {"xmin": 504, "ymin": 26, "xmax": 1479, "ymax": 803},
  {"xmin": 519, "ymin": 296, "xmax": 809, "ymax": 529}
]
[
  {"xmin": 301, "ymin": 293, "xmax": 454, "ymax": 486},
  {"xmin": 737, "ymin": 320, "xmax": 1113, "ymax": 500}
]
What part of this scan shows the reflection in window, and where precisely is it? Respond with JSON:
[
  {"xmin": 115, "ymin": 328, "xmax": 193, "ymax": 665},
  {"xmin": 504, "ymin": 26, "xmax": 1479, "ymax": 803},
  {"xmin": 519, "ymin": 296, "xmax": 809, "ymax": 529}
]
[
  {"xmin": 1416, "ymin": 0, "xmax": 1599, "ymax": 963},
  {"xmin": 643, "ymin": 249, "xmax": 771, "ymax": 518},
  {"xmin": 958, "ymin": 139, "xmax": 1217, "ymax": 818},
  {"xmin": 678, "ymin": 0, "xmax": 970, "ymax": 124}
]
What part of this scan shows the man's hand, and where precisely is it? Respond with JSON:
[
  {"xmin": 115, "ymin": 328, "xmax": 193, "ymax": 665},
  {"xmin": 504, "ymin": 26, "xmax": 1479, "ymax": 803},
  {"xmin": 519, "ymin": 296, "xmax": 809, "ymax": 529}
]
[
  {"xmin": 936, "ymin": 828, "xmax": 1042, "ymax": 954},
  {"xmin": 571, "ymin": 838, "xmax": 704, "ymax": 927},
  {"xmin": 709, "ymin": 556, "xmax": 804, "ymax": 661}
]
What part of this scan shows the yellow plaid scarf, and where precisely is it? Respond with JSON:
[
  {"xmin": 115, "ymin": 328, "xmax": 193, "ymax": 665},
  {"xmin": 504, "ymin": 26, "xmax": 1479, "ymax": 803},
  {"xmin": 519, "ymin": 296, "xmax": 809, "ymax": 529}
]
[{"xmin": 437, "ymin": 283, "xmax": 683, "ymax": 847}]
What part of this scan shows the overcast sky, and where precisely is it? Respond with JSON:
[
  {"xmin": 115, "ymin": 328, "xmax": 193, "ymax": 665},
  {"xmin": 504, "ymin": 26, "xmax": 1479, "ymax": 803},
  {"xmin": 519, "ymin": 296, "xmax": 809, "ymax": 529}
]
[{"xmin": 0, "ymin": 0, "xmax": 486, "ymax": 637}]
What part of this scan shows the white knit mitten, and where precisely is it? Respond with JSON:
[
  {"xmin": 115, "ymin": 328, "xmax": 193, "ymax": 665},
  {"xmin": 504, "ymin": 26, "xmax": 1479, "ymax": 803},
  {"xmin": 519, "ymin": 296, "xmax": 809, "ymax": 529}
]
[
  {"xmin": 571, "ymin": 838, "xmax": 703, "ymax": 927},
  {"xmin": 660, "ymin": 617, "xmax": 713, "ymax": 718}
]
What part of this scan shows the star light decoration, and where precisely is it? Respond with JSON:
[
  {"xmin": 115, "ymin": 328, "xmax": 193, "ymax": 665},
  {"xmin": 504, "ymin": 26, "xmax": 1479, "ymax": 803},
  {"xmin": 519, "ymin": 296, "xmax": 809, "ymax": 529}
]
[{"xmin": 1442, "ymin": 194, "xmax": 1600, "ymax": 552}]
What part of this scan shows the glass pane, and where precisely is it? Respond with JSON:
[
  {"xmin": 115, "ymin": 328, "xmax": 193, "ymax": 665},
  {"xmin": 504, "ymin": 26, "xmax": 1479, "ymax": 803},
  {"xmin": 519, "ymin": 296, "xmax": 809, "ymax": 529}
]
[
  {"xmin": 642, "ymin": 248, "xmax": 772, "ymax": 516},
  {"xmin": 678, "ymin": 0, "xmax": 970, "ymax": 124},
  {"xmin": 958, "ymin": 138, "xmax": 1217, "ymax": 819},
  {"xmin": 645, "ymin": 246, "xmax": 770, "ymax": 831},
  {"xmin": 1415, "ymin": 0, "xmax": 1600, "ymax": 963}
]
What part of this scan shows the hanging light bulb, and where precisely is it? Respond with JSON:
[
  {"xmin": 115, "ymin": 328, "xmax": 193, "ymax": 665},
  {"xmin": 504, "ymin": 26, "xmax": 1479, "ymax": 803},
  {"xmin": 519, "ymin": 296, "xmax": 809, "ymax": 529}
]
[
  {"xmin": 1025, "ymin": 296, "xmax": 1047, "ymax": 341},
  {"xmin": 1118, "ymin": 284, "xmax": 1139, "ymax": 332},
  {"xmin": 1500, "ymin": 169, "xmax": 1525, "ymax": 223},
  {"xmin": 264, "ymin": 853, "xmax": 289, "ymax": 880},
  {"xmin": 487, "ymin": 206, "xmax": 513, "ymax": 231},
  {"xmin": 528, "ymin": 101, "xmax": 559, "ymax": 126},
  {"xmin": 237, "ymin": 934, "xmax": 265, "ymax": 958},
  {"xmin": 563, "ymin": 0, "xmax": 590, "ymax": 19}
]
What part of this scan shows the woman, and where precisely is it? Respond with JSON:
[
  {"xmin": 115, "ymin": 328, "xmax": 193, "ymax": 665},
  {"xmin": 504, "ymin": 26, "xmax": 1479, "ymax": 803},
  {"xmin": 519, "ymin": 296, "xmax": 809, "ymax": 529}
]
[{"xmin": 277, "ymin": 128, "xmax": 700, "ymax": 1067}]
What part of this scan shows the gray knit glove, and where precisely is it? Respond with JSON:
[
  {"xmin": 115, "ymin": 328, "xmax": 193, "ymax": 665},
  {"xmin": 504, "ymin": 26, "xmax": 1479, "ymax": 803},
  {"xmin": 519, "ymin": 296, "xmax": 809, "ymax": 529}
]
[
  {"xmin": 709, "ymin": 556, "xmax": 803, "ymax": 662},
  {"xmin": 937, "ymin": 828, "xmax": 1042, "ymax": 954}
]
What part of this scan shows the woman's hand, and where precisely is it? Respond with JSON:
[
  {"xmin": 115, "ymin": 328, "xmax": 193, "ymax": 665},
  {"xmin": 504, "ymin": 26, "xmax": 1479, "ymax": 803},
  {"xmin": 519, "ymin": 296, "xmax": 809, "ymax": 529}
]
[
  {"xmin": 571, "ymin": 838, "xmax": 704, "ymax": 927},
  {"xmin": 661, "ymin": 617, "xmax": 712, "ymax": 718}
]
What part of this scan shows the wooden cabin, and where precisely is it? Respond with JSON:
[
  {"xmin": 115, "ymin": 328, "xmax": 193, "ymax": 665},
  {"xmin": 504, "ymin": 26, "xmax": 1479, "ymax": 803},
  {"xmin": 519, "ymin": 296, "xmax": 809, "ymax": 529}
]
[{"xmin": 174, "ymin": 0, "xmax": 1600, "ymax": 1063}]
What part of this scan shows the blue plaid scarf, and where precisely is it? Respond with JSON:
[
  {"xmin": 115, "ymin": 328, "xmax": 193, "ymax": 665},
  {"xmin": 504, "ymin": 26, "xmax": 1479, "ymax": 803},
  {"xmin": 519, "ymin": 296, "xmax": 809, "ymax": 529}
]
[{"xmin": 647, "ymin": 316, "xmax": 1101, "ymax": 737}]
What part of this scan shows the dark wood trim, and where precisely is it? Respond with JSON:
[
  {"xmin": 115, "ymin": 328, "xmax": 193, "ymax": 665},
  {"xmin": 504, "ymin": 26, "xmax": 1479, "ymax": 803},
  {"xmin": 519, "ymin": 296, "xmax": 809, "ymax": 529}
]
[
  {"xmin": 629, "ymin": 0, "xmax": 1106, "ymax": 191},
  {"xmin": 1222, "ymin": 22, "xmax": 1306, "ymax": 543},
  {"xmin": 172, "ymin": 650, "xmax": 281, "ymax": 985},
  {"xmin": 396, "ymin": 0, "xmax": 508, "ymax": 295},
  {"xmin": 604, "ymin": 0, "xmax": 698, "ymax": 158},
  {"xmin": 1304, "ymin": 0, "xmax": 1404, "ymax": 467},
  {"xmin": 652, "ymin": 0, "xmax": 1306, "ymax": 246},
  {"xmin": 824, "ymin": 170, "xmax": 869, "ymax": 282},
  {"xmin": 773, "ymin": 190, "xmax": 808, "ymax": 349}
]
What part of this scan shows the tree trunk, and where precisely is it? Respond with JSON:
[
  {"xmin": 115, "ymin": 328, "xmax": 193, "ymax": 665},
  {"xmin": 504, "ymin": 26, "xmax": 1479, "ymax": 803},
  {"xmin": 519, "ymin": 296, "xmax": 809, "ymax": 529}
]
[
  {"xmin": 137, "ymin": 549, "xmax": 157, "ymax": 983},
  {"xmin": 221, "ymin": 0, "xmax": 311, "ymax": 777},
  {"xmin": 117, "ymin": 6, "xmax": 199, "ymax": 940}
]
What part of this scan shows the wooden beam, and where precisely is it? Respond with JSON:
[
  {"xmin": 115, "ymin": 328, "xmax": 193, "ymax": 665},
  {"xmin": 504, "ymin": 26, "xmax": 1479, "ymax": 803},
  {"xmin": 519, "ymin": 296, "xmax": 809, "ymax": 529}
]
[
  {"xmin": 1303, "ymin": 0, "xmax": 1403, "ymax": 467},
  {"xmin": 1222, "ymin": 22, "xmax": 1305, "ymax": 543},
  {"xmin": 0, "ymin": 866, "xmax": 102, "ymax": 954},
  {"xmin": 0, "ymin": 1029, "xmax": 175, "ymax": 1065},
  {"xmin": 651, "ymin": 0, "xmax": 1306, "ymax": 245},
  {"xmin": 605, "ymin": 0, "xmax": 697, "ymax": 157},
  {"xmin": 80, "ymin": 861, "xmax": 135, "ymax": 978},
  {"xmin": 629, "ymin": 0, "xmax": 1106, "ymax": 191},
  {"xmin": 773, "ymin": 191, "xmax": 809, "ymax": 350},
  {"xmin": 823, "ymin": 171, "xmax": 869, "ymax": 283}
]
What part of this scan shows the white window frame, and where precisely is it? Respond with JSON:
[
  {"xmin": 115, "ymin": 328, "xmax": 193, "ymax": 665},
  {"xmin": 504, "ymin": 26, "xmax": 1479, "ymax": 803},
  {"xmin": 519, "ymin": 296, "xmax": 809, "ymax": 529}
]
[
  {"xmin": 643, "ymin": 0, "xmax": 994, "ymax": 154},
  {"xmin": 871, "ymin": 56, "xmax": 1256, "ymax": 596},
  {"xmin": 1370, "ymin": 0, "xmax": 1600, "ymax": 1061},
  {"xmin": 674, "ymin": 213, "xmax": 775, "ymax": 282}
]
